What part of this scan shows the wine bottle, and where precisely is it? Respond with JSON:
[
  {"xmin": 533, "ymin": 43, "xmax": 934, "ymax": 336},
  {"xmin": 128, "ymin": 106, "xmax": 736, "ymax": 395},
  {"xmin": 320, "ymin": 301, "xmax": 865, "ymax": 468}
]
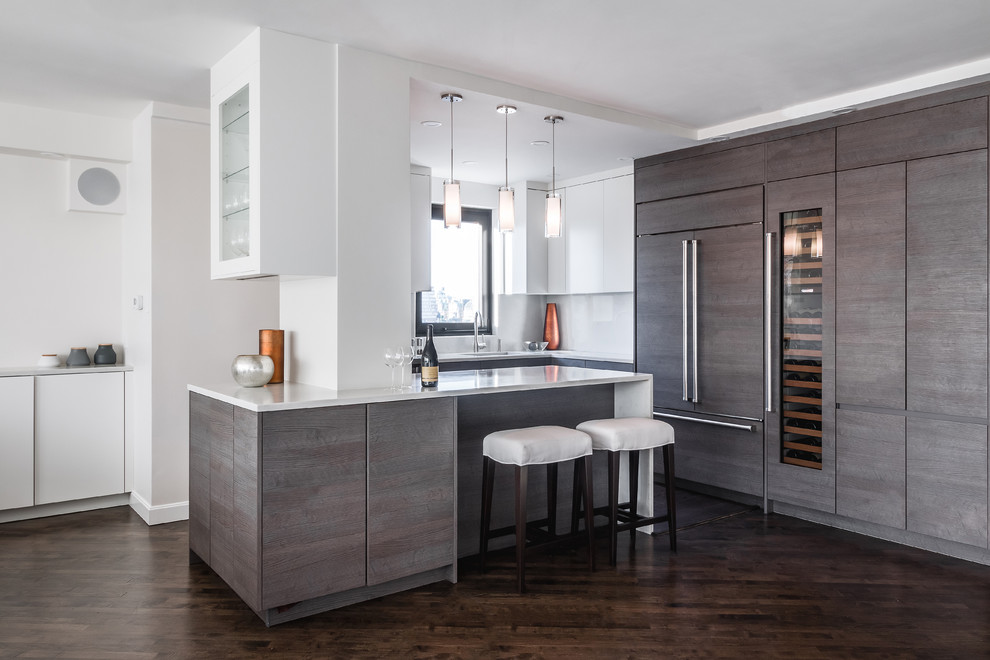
[{"xmin": 421, "ymin": 324, "xmax": 439, "ymax": 388}]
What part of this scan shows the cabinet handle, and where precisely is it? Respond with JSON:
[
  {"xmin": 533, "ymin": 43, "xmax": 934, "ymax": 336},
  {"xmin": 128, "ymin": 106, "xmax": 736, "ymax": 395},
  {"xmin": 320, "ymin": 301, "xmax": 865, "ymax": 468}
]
[
  {"xmin": 765, "ymin": 232, "xmax": 774, "ymax": 413},
  {"xmin": 653, "ymin": 411, "xmax": 755, "ymax": 432},
  {"xmin": 682, "ymin": 239, "xmax": 689, "ymax": 402},
  {"xmin": 692, "ymin": 239, "xmax": 699, "ymax": 404}
]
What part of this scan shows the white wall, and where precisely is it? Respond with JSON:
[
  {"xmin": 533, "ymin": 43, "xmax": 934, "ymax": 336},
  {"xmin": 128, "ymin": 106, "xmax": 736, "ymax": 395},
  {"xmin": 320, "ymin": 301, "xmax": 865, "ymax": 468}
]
[
  {"xmin": 127, "ymin": 104, "xmax": 279, "ymax": 523},
  {"xmin": 0, "ymin": 152, "xmax": 123, "ymax": 366}
]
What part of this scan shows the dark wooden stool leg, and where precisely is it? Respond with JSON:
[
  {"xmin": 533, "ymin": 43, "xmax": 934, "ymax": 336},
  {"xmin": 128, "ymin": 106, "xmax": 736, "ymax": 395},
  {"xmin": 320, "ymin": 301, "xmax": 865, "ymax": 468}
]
[
  {"xmin": 570, "ymin": 462, "xmax": 583, "ymax": 535},
  {"xmin": 581, "ymin": 455, "xmax": 596, "ymax": 571},
  {"xmin": 607, "ymin": 450, "xmax": 619, "ymax": 566},
  {"xmin": 480, "ymin": 456, "xmax": 495, "ymax": 571},
  {"xmin": 664, "ymin": 444, "xmax": 677, "ymax": 553},
  {"xmin": 515, "ymin": 465, "xmax": 528, "ymax": 594},
  {"xmin": 547, "ymin": 463, "xmax": 558, "ymax": 538},
  {"xmin": 629, "ymin": 450, "xmax": 640, "ymax": 550}
]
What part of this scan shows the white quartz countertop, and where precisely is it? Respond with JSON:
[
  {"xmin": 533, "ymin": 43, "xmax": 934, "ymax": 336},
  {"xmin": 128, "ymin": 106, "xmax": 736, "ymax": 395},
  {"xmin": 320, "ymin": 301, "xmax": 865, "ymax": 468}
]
[
  {"xmin": 0, "ymin": 364, "xmax": 133, "ymax": 377},
  {"xmin": 189, "ymin": 365, "xmax": 650, "ymax": 413}
]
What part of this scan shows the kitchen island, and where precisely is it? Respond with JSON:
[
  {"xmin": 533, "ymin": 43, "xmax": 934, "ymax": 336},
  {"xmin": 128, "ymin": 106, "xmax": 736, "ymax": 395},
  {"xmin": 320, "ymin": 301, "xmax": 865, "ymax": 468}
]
[{"xmin": 189, "ymin": 365, "xmax": 652, "ymax": 624}]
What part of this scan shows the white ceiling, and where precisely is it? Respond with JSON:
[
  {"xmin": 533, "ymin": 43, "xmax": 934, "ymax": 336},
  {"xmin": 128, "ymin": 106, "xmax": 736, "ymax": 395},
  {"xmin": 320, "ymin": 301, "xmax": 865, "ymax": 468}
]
[{"xmin": 3, "ymin": 0, "xmax": 990, "ymax": 184}]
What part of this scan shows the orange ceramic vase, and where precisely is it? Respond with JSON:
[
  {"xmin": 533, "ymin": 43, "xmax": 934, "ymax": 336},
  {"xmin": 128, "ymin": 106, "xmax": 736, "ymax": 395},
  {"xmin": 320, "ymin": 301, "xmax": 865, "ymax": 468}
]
[
  {"xmin": 259, "ymin": 329, "xmax": 285, "ymax": 384},
  {"xmin": 543, "ymin": 303, "xmax": 560, "ymax": 350}
]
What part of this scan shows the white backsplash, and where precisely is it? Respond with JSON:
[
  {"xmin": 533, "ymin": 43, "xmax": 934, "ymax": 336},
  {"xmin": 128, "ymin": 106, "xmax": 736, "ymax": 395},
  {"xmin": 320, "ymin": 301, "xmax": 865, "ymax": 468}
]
[{"xmin": 547, "ymin": 293, "xmax": 634, "ymax": 359}]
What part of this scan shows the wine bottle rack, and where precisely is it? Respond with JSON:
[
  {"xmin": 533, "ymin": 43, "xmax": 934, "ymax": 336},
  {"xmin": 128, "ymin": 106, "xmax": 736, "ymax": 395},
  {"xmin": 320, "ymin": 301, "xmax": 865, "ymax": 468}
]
[{"xmin": 781, "ymin": 210, "xmax": 823, "ymax": 470}]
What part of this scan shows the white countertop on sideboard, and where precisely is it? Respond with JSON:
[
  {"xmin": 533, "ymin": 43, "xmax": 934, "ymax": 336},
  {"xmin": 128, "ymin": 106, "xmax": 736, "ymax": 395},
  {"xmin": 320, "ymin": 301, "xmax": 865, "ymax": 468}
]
[
  {"xmin": 438, "ymin": 349, "xmax": 633, "ymax": 363},
  {"xmin": 189, "ymin": 365, "xmax": 651, "ymax": 413},
  {"xmin": 0, "ymin": 364, "xmax": 134, "ymax": 377}
]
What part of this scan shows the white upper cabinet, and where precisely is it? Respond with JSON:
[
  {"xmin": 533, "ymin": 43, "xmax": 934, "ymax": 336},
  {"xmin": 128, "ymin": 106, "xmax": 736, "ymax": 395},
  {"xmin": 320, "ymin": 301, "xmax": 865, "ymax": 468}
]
[
  {"xmin": 564, "ymin": 181, "xmax": 604, "ymax": 294},
  {"xmin": 602, "ymin": 173, "xmax": 635, "ymax": 292},
  {"xmin": 211, "ymin": 28, "xmax": 337, "ymax": 280}
]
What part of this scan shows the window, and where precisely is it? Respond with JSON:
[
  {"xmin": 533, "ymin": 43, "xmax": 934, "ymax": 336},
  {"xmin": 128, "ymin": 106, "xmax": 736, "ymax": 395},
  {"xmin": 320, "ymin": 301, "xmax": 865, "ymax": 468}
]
[{"xmin": 415, "ymin": 205, "xmax": 492, "ymax": 336}]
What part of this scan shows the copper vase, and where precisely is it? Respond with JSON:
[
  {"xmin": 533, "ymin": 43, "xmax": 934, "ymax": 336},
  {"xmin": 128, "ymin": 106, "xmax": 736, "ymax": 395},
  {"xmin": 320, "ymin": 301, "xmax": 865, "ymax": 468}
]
[
  {"xmin": 259, "ymin": 329, "xmax": 284, "ymax": 384},
  {"xmin": 543, "ymin": 303, "xmax": 560, "ymax": 350}
]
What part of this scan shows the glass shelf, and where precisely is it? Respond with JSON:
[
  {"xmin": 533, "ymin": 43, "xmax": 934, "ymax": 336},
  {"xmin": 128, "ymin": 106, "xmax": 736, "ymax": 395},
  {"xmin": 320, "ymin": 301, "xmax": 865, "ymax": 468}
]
[{"xmin": 219, "ymin": 84, "xmax": 250, "ymax": 263}]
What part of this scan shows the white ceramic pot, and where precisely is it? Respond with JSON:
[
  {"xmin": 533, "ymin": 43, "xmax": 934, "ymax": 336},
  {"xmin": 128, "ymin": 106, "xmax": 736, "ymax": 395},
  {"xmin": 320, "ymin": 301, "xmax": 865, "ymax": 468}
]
[{"xmin": 231, "ymin": 354, "xmax": 275, "ymax": 387}]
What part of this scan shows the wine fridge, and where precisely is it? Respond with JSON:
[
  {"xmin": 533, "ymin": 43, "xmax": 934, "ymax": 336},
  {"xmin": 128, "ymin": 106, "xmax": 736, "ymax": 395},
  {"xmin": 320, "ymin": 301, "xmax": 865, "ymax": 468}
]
[{"xmin": 780, "ymin": 210, "xmax": 824, "ymax": 469}]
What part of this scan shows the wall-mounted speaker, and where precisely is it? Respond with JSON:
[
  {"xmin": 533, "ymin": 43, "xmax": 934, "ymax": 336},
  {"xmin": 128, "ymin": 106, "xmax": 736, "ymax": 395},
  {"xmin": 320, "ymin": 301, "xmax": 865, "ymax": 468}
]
[{"xmin": 68, "ymin": 159, "xmax": 127, "ymax": 214}]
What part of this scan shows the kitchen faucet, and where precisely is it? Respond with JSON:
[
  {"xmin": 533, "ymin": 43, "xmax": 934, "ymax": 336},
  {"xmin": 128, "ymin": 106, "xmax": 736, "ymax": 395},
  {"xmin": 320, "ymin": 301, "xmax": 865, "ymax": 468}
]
[{"xmin": 474, "ymin": 311, "xmax": 487, "ymax": 353}]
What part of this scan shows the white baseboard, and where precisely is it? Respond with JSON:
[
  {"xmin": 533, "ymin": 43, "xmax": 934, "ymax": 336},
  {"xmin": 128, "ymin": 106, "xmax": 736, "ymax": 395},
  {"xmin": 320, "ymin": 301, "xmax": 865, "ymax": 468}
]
[{"xmin": 128, "ymin": 492, "xmax": 189, "ymax": 526}]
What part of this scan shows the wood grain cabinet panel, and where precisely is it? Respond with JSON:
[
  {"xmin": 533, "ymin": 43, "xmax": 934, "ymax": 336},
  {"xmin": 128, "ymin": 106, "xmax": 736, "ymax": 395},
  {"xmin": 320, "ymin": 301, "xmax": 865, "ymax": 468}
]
[
  {"xmin": 367, "ymin": 398, "xmax": 456, "ymax": 586},
  {"xmin": 906, "ymin": 150, "xmax": 988, "ymax": 418},
  {"xmin": 188, "ymin": 393, "xmax": 232, "ymax": 566},
  {"xmin": 260, "ymin": 405, "xmax": 367, "ymax": 609},
  {"xmin": 637, "ymin": 185, "xmax": 763, "ymax": 235},
  {"xmin": 766, "ymin": 129, "xmax": 836, "ymax": 182},
  {"xmin": 635, "ymin": 144, "xmax": 764, "ymax": 203},
  {"xmin": 907, "ymin": 418, "xmax": 988, "ymax": 548},
  {"xmin": 658, "ymin": 414, "xmax": 764, "ymax": 497},
  {"xmin": 835, "ymin": 164, "xmax": 906, "ymax": 409},
  {"xmin": 836, "ymin": 97, "xmax": 988, "ymax": 170},
  {"xmin": 836, "ymin": 409, "xmax": 905, "ymax": 529}
]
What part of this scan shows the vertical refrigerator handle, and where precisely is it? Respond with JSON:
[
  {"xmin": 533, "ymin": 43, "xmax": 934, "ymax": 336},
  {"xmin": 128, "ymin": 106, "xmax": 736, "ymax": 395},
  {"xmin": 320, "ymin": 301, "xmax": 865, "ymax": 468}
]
[
  {"xmin": 765, "ymin": 232, "xmax": 774, "ymax": 413},
  {"xmin": 682, "ymin": 240, "xmax": 689, "ymax": 402},
  {"xmin": 692, "ymin": 239, "xmax": 699, "ymax": 404}
]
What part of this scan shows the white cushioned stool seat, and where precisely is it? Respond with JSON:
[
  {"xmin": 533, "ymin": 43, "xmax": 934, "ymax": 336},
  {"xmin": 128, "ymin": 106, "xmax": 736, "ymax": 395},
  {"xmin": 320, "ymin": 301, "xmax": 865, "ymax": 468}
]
[
  {"xmin": 576, "ymin": 417, "xmax": 674, "ymax": 452},
  {"xmin": 484, "ymin": 425, "xmax": 592, "ymax": 466}
]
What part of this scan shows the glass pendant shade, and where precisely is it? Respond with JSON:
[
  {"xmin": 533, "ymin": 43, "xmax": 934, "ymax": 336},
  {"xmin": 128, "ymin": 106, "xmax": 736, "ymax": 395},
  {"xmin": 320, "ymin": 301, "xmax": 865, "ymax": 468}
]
[
  {"xmin": 545, "ymin": 192, "xmax": 562, "ymax": 238},
  {"xmin": 443, "ymin": 179, "xmax": 461, "ymax": 228},
  {"xmin": 498, "ymin": 186, "xmax": 515, "ymax": 232}
]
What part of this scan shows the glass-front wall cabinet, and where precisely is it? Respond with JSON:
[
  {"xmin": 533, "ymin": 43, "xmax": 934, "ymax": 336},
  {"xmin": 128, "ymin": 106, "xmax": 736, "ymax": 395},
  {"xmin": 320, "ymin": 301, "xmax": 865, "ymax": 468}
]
[
  {"xmin": 220, "ymin": 84, "xmax": 250, "ymax": 263},
  {"xmin": 780, "ymin": 209, "xmax": 823, "ymax": 469}
]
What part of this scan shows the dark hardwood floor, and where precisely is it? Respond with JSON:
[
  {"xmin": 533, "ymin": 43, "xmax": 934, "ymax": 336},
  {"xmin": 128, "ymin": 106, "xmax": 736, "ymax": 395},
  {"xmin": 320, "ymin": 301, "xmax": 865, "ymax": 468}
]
[{"xmin": 1, "ymin": 489, "xmax": 988, "ymax": 659}]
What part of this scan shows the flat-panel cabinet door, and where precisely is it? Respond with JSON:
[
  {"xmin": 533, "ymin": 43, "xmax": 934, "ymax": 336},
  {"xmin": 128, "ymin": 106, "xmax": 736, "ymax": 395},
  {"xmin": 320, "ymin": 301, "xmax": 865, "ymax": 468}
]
[
  {"xmin": 636, "ymin": 231, "xmax": 692, "ymax": 411},
  {"xmin": 0, "ymin": 376, "xmax": 34, "ymax": 510},
  {"xmin": 565, "ymin": 181, "xmax": 604, "ymax": 294},
  {"xmin": 906, "ymin": 150, "xmax": 988, "ymax": 418},
  {"xmin": 907, "ymin": 418, "xmax": 988, "ymax": 548},
  {"xmin": 693, "ymin": 222, "xmax": 765, "ymax": 419},
  {"xmin": 35, "ymin": 372, "xmax": 125, "ymax": 505},
  {"xmin": 836, "ymin": 409, "xmax": 905, "ymax": 529},
  {"xmin": 836, "ymin": 164, "xmax": 906, "ymax": 408},
  {"xmin": 368, "ymin": 398, "xmax": 456, "ymax": 585},
  {"xmin": 261, "ymin": 405, "xmax": 367, "ymax": 608}
]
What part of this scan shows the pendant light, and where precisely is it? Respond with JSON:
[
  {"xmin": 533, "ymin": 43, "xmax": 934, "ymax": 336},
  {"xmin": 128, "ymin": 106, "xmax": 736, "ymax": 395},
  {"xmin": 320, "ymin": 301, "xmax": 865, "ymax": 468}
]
[
  {"xmin": 544, "ymin": 115, "xmax": 564, "ymax": 238},
  {"xmin": 496, "ymin": 104, "xmax": 516, "ymax": 232},
  {"xmin": 441, "ymin": 92, "xmax": 463, "ymax": 228}
]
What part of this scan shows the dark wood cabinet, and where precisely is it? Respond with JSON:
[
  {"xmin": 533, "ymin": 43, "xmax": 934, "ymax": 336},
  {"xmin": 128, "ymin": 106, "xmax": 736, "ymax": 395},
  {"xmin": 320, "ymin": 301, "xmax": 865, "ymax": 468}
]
[
  {"xmin": 637, "ymin": 185, "xmax": 763, "ymax": 235},
  {"xmin": 635, "ymin": 144, "xmax": 765, "ymax": 203},
  {"xmin": 367, "ymin": 398, "xmax": 455, "ymax": 586},
  {"xmin": 836, "ymin": 97, "xmax": 988, "ymax": 170},
  {"xmin": 907, "ymin": 418, "xmax": 988, "ymax": 548},
  {"xmin": 260, "ymin": 405, "xmax": 367, "ymax": 609},
  {"xmin": 906, "ymin": 150, "xmax": 988, "ymax": 418},
  {"xmin": 835, "ymin": 163, "xmax": 907, "ymax": 409},
  {"xmin": 766, "ymin": 129, "xmax": 835, "ymax": 182},
  {"xmin": 836, "ymin": 409, "xmax": 905, "ymax": 529}
]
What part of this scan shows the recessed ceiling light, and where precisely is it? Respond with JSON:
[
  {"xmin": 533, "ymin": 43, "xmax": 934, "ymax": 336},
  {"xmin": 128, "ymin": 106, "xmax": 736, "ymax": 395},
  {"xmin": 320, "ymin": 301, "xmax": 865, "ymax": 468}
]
[
  {"xmin": 421, "ymin": 120, "xmax": 443, "ymax": 127},
  {"xmin": 461, "ymin": 160, "xmax": 478, "ymax": 166},
  {"xmin": 530, "ymin": 140, "xmax": 550, "ymax": 147},
  {"xmin": 617, "ymin": 156, "xmax": 634, "ymax": 162}
]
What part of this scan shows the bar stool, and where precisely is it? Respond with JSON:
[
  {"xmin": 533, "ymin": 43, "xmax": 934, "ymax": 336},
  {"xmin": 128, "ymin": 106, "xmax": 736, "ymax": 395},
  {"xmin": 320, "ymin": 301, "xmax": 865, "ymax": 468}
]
[
  {"xmin": 479, "ymin": 425, "xmax": 596, "ymax": 593},
  {"xmin": 573, "ymin": 417, "xmax": 676, "ymax": 566}
]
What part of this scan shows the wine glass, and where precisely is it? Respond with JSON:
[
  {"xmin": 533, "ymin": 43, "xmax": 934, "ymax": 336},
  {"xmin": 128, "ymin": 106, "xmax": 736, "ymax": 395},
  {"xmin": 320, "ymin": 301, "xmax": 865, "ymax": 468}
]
[
  {"xmin": 384, "ymin": 347, "xmax": 400, "ymax": 390},
  {"xmin": 399, "ymin": 346, "xmax": 414, "ymax": 388}
]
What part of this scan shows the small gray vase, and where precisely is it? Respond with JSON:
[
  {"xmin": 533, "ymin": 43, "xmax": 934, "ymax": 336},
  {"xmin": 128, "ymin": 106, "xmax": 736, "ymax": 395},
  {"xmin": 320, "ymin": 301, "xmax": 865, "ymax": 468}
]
[
  {"xmin": 94, "ymin": 344, "xmax": 117, "ymax": 365},
  {"xmin": 66, "ymin": 347, "xmax": 91, "ymax": 366}
]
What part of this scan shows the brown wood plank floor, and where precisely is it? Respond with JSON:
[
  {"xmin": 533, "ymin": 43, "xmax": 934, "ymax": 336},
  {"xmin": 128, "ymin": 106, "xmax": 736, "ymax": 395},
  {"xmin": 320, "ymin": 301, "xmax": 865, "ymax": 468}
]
[{"xmin": 1, "ymin": 494, "xmax": 989, "ymax": 659}]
